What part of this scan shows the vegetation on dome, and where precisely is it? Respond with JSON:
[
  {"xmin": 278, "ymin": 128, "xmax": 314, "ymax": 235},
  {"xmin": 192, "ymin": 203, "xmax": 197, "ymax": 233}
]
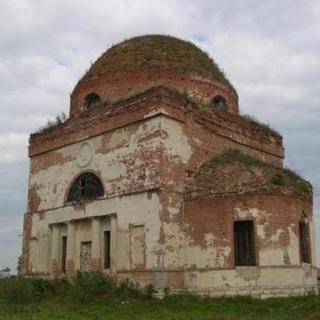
[
  {"xmin": 81, "ymin": 35, "xmax": 235, "ymax": 92},
  {"xmin": 34, "ymin": 112, "xmax": 67, "ymax": 135},
  {"xmin": 240, "ymin": 114, "xmax": 280, "ymax": 136},
  {"xmin": 206, "ymin": 149, "xmax": 312, "ymax": 196}
]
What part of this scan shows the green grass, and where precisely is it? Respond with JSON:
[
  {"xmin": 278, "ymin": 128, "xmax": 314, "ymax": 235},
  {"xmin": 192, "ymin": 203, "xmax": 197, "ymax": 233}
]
[
  {"xmin": 202, "ymin": 149, "xmax": 313, "ymax": 196},
  {"xmin": 79, "ymin": 34, "xmax": 235, "ymax": 93},
  {"xmin": 1, "ymin": 274, "xmax": 319, "ymax": 319},
  {"xmin": 1, "ymin": 294, "xmax": 320, "ymax": 320},
  {"xmin": 240, "ymin": 114, "xmax": 280, "ymax": 136},
  {"xmin": 34, "ymin": 112, "xmax": 67, "ymax": 135}
]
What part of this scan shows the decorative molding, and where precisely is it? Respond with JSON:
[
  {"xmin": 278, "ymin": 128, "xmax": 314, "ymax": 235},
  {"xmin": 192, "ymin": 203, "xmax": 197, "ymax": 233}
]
[{"xmin": 77, "ymin": 141, "xmax": 94, "ymax": 167}]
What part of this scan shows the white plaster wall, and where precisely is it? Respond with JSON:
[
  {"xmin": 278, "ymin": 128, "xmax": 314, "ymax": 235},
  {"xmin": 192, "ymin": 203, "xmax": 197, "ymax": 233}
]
[
  {"xmin": 29, "ymin": 116, "xmax": 162, "ymax": 212},
  {"xmin": 160, "ymin": 116, "xmax": 192, "ymax": 167},
  {"xmin": 186, "ymin": 234, "xmax": 232, "ymax": 269},
  {"xmin": 185, "ymin": 267, "xmax": 318, "ymax": 291},
  {"xmin": 29, "ymin": 191, "xmax": 162, "ymax": 274},
  {"xmin": 235, "ymin": 207, "xmax": 301, "ymax": 267},
  {"xmin": 158, "ymin": 117, "xmax": 193, "ymax": 268}
]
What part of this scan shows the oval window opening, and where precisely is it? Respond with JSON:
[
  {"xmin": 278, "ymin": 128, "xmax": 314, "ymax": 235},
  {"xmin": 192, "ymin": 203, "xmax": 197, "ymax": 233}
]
[
  {"xmin": 210, "ymin": 95, "xmax": 228, "ymax": 112},
  {"xmin": 83, "ymin": 93, "xmax": 101, "ymax": 110}
]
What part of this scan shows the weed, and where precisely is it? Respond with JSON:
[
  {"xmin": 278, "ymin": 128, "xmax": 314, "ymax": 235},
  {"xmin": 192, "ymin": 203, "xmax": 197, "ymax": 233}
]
[
  {"xmin": 241, "ymin": 114, "xmax": 280, "ymax": 136},
  {"xmin": 203, "ymin": 149, "xmax": 312, "ymax": 196},
  {"xmin": 35, "ymin": 112, "xmax": 67, "ymax": 134}
]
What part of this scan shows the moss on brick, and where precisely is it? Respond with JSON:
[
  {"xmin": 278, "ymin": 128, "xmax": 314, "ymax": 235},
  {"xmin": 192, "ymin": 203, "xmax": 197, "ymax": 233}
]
[
  {"xmin": 81, "ymin": 35, "xmax": 235, "ymax": 92},
  {"xmin": 240, "ymin": 114, "xmax": 280, "ymax": 136},
  {"xmin": 200, "ymin": 149, "xmax": 312, "ymax": 196}
]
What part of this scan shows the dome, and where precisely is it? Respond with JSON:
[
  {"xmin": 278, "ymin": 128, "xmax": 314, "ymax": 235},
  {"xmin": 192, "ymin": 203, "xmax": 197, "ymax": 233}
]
[
  {"xmin": 81, "ymin": 35, "xmax": 234, "ymax": 90},
  {"xmin": 70, "ymin": 35, "xmax": 239, "ymax": 116}
]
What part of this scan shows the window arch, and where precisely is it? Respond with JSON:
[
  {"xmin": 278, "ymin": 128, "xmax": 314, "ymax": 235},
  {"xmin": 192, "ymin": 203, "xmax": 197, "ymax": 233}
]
[
  {"xmin": 83, "ymin": 93, "xmax": 101, "ymax": 110},
  {"xmin": 210, "ymin": 95, "xmax": 228, "ymax": 112},
  {"xmin": 67, "ymin": 173, "xmax": 104, "ymax": 203}
]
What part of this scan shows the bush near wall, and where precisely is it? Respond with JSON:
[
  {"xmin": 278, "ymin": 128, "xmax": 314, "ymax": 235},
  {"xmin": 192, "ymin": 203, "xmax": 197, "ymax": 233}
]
[{"xmin": 0, "ymin": 272, "xmax": 154, "ymax": 304}]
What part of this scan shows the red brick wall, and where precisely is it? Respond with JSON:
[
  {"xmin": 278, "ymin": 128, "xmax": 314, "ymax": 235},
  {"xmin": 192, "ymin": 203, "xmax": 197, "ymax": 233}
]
[
  {"xmin": 70, "ymin": 69, "xmax": 238, "ymax": 116},
  {"xmin": 21, "ymin": 213, "xmax": 33, "ymax": 274},
  {"xmin": 29, "ymin": 87, "xmax": 282, "ymax": 165},
  {"xmin": 184, "ymin": 193, "xmax": 313, "ymax": 269}
]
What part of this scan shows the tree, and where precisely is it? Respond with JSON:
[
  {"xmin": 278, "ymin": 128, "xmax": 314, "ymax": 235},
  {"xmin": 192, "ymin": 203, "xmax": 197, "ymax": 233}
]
[{"xmin": 0, "ymin": 267, "xmax": 11, "ymax": 278}]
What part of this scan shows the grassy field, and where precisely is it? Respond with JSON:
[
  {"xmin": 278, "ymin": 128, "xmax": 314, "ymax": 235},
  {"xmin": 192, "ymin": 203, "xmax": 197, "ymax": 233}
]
[
  {"xmin": 1, "ymin": 294, "xmax": 320, "ymax": 320},
  {"xmin": 0, "ymin": 274, "xmax": 319, "ymax": 320}
]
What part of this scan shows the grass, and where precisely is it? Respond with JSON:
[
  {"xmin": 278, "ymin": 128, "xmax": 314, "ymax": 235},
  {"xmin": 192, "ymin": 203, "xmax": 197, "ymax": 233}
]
[
  {"xmin": 200, "ymin": 149, "xmax": 313, "ymax": 196},
  {"xmin": 0, "ymin": 293, "xmax": 320, "ymax": 319},
  {"xmin": 0, "ymin": 274, "xmax": 319, "ymax": 319},
  {"xmin": 34, "ymin": 112, "xmax": 67, "ymax": 135},
  {"xmin": 80, "ymin": 34, "xmax": 235, "ymax": 92},
  {"xmin": 240, "ymin": 114, "xmax": 280, "ymax": 136}
]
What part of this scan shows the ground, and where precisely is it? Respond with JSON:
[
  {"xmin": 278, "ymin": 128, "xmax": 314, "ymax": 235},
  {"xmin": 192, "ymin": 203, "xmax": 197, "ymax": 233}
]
[{"xmin": 1, "ymin": 295, "xmax": 320, "ymax": 320}]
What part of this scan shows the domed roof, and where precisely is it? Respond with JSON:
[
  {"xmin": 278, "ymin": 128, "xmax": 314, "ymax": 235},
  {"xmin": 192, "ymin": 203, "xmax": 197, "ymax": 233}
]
[{"xmin": 81, "ymin": 34, "xmax": 234, "ymax": 90}]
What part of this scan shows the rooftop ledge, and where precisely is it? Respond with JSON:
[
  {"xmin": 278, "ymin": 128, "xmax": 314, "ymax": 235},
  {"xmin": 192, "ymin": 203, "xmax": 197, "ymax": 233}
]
[{"xmin": 29, "ymin": 86, "xmax": 283, "ymax": 158}]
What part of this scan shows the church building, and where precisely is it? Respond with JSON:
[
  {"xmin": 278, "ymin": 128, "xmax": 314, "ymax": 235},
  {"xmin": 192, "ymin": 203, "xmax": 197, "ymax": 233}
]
[{"xmin": 22, "ymin": 35, "xmax": 318, "ymax": 297}]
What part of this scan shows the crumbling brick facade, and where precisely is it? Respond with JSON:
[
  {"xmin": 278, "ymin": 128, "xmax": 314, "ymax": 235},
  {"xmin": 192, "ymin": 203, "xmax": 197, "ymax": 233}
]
[{"xmin": 21, "ymin": 35, "xmax": 318, "ymax": 297}]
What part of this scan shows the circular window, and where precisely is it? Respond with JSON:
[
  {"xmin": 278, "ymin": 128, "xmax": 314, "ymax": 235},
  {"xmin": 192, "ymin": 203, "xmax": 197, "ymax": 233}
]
[
  {"xmin": 210, "ymin": 95, "xmax": 228, "ymax": 112},
  {"xmin": 83, "ymin": 93, "xmax": 101, "ymax": 110}
]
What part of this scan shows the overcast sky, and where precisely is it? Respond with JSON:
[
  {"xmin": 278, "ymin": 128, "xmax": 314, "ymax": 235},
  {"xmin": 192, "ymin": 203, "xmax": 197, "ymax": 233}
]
[{"xmin": 0, "ymin": 0, "xmax": 319, "ymax": 271}]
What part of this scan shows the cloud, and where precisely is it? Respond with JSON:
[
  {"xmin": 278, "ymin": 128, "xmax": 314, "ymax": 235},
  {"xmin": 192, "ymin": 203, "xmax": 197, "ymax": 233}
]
[
  {"xmin": 0, "ymin": 0, "xmax": 319, "ymax": 270},
  {"xmin": 0, "ymin": 133, "xmax": 28, "ymax": 163}
]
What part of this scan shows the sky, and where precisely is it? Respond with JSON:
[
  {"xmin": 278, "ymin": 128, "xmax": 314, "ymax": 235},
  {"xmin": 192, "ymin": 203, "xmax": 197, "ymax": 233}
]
[{"xmin": 0, "ymin": 0, "xmax": 319, "ymax": 271}]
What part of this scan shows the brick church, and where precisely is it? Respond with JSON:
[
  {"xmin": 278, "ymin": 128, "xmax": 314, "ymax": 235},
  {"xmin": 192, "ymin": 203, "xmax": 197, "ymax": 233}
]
[{"xmin": 22, "ymin": 35, "xmax": 318, "ymax": 297}]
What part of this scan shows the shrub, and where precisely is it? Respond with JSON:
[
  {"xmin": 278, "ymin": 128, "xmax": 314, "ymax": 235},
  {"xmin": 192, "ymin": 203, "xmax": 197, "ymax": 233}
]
[
  {"xmin": 70, "ymin": 272, "xmax": 116, "ymax": 302},
  {"xmin": 163, "ymin": 286, "xmax": 171, "ymax": 297},
  {"xmin": 0, "ymin": 276, "xmax": 54, "ymax": 303},
  {"xmin": 0, "ymin": 273, "xmax": 157, "ymax": 304},
  {"xmin": 35, "ymin": 112, "xmax": 67, "ymax": 134},
  {"xmin": 144, "ymin": 284, "xmax": 156, "ymax": 299},
  {"xmin": 116, "ymin": 277, "xmax": 145, "ymax": 300},
  {"xmin": 270, "ymin": 174, "xmax": 285, "ymax": 186}
]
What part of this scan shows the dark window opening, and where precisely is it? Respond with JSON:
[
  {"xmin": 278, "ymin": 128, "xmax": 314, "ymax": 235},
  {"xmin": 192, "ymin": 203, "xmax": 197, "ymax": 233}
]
[
  {"xmin": 210, "ymin": 95, "xmax": 228, "ymax": 112},
  {"xmin": 104, "ymin": 231, "xmax": 111, "ymax": 269},
  {"xmin": 61, "ymin": 236, "xmax": 67, "ymax": 273},
  {"xmin": 234, "ymin": 221, "xmax": 255, "ymax": 266},
  {"xmin": 299, "ymin": 221, "xmax": 311, "ymax": 263},
  {"xmin": 67, "ymin": 173, "xmax": 104, "ymax": 203},
  {"xmin": 84, "ymin": 93, "xmax": 101, "ymax": 110}
]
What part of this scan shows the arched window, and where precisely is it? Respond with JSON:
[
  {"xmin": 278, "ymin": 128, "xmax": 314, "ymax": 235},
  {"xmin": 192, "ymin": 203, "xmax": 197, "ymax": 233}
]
[
  {"xmin": 67, "ymin": 173, "xmax": 104, "ymax": 203},
  {"xmin": 210, "ymin": 95, "xmax": 228, "ymax": 112},
  {"xmin": 83, "ymin": 93, "xmax": 101, "ymax": 110}
]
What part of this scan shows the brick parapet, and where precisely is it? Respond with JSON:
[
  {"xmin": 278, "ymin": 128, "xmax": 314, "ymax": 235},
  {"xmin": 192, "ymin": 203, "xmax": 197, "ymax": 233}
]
[{"xmin": 29, "ymin": 87, "xmax": 283, "ymax": 163}]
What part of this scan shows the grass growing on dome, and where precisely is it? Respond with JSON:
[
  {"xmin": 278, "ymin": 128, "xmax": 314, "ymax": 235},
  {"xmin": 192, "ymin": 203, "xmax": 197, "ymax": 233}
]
[
  {"xmin": 240, "ymin": 114, "xmax": 280, "ymax": 136},
  {"xmin": 78, "ymin": 34, "xmax": 236, "ymax": 92},
  {"xmin": 207, "ymin": 149, "xmax": 312, "ymax": 196}
]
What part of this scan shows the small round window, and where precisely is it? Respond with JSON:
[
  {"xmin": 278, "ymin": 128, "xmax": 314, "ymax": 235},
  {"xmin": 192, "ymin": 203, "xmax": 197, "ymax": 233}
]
[
  {"xmin": 210, "ymin": 95, "xmax": 228, "ymax": 112},
  {"xmin": 83, "ymin": 93, "xmax": 101, "ymax": 110}
]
